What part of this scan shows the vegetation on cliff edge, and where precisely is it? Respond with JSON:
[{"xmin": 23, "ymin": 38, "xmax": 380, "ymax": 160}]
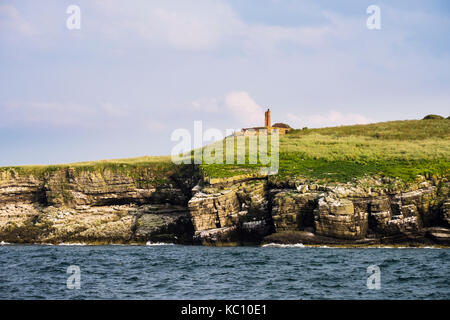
[
  {"xmin": 1, "ymin": 119, "xmax": 449, "ymax": 184},
  {"xmin": 0, "ymin": 156, "xmax": 180, "ymax": 186}
]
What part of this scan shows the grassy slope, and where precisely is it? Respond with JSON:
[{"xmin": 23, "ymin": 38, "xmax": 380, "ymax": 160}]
[
  {"xmin": 1, "ymin": 119, "xmax": 449, "ymax": 184},
  {"xmin": 201, "ymin": 119, "xmax": 450, "ymax": 182}
]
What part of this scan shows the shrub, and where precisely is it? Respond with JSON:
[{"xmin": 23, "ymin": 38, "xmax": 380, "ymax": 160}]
[{"xmin": 423, "ymin": 114, "xmax": 444, "ymax": 120}]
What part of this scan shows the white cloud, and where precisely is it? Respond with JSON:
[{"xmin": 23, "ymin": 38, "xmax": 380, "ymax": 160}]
[
  {"xmin": 1, "ymin": 101, "xmax": 96, "ymax": 127},
  {"xmin": 224, "ymin": 91, "xmax": 264, "ymax": 126},
  {"xmin": 241, "ymin": 23, "xmax": 334, "ymax": 55},
  {"xmin": 100, "ymin": 102, "xmax": 128, "ymax": 117},
  {"xmin": 191, "ymin": 97, "xmax": 222, "ymax": 113},
  {"xmin": 0, "ymin": 101, "xmax": 164, "ymax": 131},
  {"xmin": 91, "ymin": 0, "xmax": 335, "ymax": 52},
  {"xmin": 286, "ymin": 111, "xmax": 372, "ymax": 128},
  {"xmin": 190, "ymin": 91, "xmax": 264, "ymax": 127},
  {"xmin": 0, "ymin": 5, "xmax": 36, "ymax": 36},
  {"xmin": 139, "ymin": 6, "xmax": 236, "ymax": 51},
  {"xmin": 190, "ymin": 93, "xmax": 374, "ymax": 129},
  {"xmin": 92, "ymin": 0, "xmax": 238, "ymax": 51}
]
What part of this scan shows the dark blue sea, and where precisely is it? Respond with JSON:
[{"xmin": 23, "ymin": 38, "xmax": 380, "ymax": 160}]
[{"xmin": 0, "ymin": 244, "xmax": 448, "ymax": 300}]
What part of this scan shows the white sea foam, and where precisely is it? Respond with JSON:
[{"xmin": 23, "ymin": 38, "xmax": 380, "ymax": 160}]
[
  {"xmin": 145, "ymin": 241, "xmax": 175, "ymax": 246},
  {"xmin": 0, "ymin": 241, "xmax": 10, "ymax": 245},
  {"xmin": 58, "ymin": 242, "xmax": 87, "ymax": 246},
  {"xmin": 262, "ymin": 243, "xmax": 305, "ymax": 248}
]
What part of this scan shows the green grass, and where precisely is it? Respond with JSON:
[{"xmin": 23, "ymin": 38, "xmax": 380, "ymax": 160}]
[
  {"xmin": 1, "ymin": 119, "xmax": 449, "ymax": 184},
  {"xmin": 288, "ymin": 119, "xmax": 449, "ymax": 140},
  {"xmin": 0, "ymin": 156, "xmax": 180, "ymax": 186},
  {"xmin": 201, "ymin": 119, "xmax": 450, "ymax": 182},
  {"xmin": 0, "ymin": 156, "xmax": 171, "ymax": 175}
]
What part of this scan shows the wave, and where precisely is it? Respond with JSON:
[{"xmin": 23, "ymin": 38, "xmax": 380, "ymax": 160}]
[
  {"xmin": 145, "ymin": 241, "xmax": 175, "ymax": 246},
  {"xmin": 0, "ymin": 241, "xmax": 10, "ymax": 245},
  {"xmin": 262, "ymin": 243, "xmax": 305, "ymax": 248},
  {"xmin": 58, "ymin": 242, "xmax": 87, "ymax": 246}
]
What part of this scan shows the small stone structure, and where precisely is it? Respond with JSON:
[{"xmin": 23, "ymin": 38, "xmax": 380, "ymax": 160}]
[{"xmin": 240, "ymin": 108, "xmax": 291, "ymax": 135}]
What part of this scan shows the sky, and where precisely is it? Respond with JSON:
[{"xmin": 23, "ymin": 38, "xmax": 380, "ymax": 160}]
[{"xmin": 0, "ymin": 0, "xmax": 449, "ymax": 166}]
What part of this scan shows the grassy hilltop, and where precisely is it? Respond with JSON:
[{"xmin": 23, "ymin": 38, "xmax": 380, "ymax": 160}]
[
  {"xmin": 277, "ymin": 118, "xmax": 449, "ymax": 182},
  {"xmin": 1, "ymin": 118, "xmax": 449, "ymax": 184},
  {"xmin": 201, "ymin": 118, "xmax": 450, "ymax": 183}
]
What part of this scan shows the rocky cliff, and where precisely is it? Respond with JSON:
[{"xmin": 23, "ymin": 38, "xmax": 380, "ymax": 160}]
[
  {"xmin": 0, "ymin": 166, "xmax": 198, "ymax": 244},
  {"xmin": 0, "ymin": 167, "xmax": 449, "ymax": 246},
  {"xmin": 266, "ymin": 179, "xmax": 450, "ymax": 245},
  {"xmin": 188, "ymin": 175, "xmax": 449, "ymax": 246}
]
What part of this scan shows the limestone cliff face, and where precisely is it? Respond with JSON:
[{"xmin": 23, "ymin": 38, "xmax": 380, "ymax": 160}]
[
  {"xmin": 266, "ymin": 180, "xmax": 449, "ymax": 245},
  {"xmin": 270, "ymin": 190, "xmax": 317, "ymax": 232},
  {"xmin": 188, "ymin": 179, "xmax": 271, "ymax": 245},
  {"xmin": 188, "ymin": 176, "xmax": 449, "ymax": 246},
  {"xmin": 44, "ymin": 168, "xmax": 192, "ymax": 207},
  {"xmin": 0, "ymin": 167, "xmax": 449, "ymax": 246},
  {"xmin": 0, "ymin": 170, "xmax": 44, "ymax": 204},
  {"xmin": 0, "ymin": 166, "xmax": 198, "ymax": 244}
]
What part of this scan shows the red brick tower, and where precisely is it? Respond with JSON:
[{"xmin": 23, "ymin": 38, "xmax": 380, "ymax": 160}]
[{"xmin": 264, "ymin": 108, "xmax": 271, "ymax": 128}]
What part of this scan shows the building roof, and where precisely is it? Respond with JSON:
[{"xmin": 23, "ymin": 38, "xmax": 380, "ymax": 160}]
[{"xmin": 272, "ymin": 122, "xmax": 291, "ymax": 129}]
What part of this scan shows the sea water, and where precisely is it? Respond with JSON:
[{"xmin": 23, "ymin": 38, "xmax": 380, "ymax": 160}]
[{"xmin": 0, "ymin": 244, "xmax": 448, "ymax": 299}]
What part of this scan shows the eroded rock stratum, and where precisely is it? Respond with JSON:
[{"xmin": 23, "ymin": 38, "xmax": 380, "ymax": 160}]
[{"xmin": 0, "ymin": 167, "xmax": 449, "ymax": 246}]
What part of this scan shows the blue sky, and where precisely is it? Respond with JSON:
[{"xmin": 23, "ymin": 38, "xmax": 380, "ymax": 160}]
[{"xmin": 0, "ymin": 0, "xmax": 449, "ymax": 166}]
